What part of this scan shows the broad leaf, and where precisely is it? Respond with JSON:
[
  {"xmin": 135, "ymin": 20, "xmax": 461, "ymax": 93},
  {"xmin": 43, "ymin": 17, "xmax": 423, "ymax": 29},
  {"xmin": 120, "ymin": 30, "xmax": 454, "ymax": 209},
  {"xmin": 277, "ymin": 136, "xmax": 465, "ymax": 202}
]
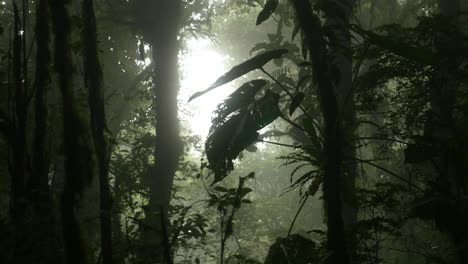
[
  {"xmin": 256, "ymin": 0, "xmax": 278, "ymax": 26},
  {"xmin": 211, "ymin": 80, "xmax": 266, "ymax": 132},
  {"xmin": 289, "ymin": 92, "xmax": 305, "ymax": 116},
  {"xmin": 213, "ymin": 186, "xmax": 228, "ymax": 192},
  {"xmin": 188, "ymin": 49, "xmax": 287, "ymax": 102},
  {"xmin": 206, "ymin": 90, "xmax": 281, "ymax": 183}
]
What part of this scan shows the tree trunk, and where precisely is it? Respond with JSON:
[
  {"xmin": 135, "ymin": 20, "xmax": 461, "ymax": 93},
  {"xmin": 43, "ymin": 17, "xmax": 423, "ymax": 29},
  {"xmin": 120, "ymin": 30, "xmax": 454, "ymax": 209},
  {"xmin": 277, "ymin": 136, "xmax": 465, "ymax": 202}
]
[
  {"xmin": 82, "ymin": 0, "xmax": 113, "ymax": 263},
  {"xmin": 327, "ymin": 0, "xmax": 358, "ymax": 259},
  {"xmin": 431, "ymin": 1, "xmax": 468, "ymax": 263},
  {"xmin": 290, "ymin": 1, "xmax": 350, "ymax": 263},
  {"xmin": 31, "ymin": 0, "xmax": 51, "ymax": 219},
  {"xmin": 135, "ymin": 0, "xmax": 183, "ymax": 263},
  {"xmin": 29, "ymin": 0, "xmax": 55, "ymax": 260},
  {"xmin": 10, "ymin": 0, "xmax": 27, "ymax": 222},
  {"xmin": 49, "ymin": 0, "xmax": 95, "ymax": 262}
]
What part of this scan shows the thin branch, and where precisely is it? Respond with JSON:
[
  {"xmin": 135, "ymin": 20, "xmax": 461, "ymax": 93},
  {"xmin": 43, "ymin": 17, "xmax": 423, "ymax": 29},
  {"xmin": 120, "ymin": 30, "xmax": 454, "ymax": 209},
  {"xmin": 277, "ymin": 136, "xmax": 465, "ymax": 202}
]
[
  {"xmin": 261, "ymin": 67, "xmax": 323, "ymax": 136},
  {"xmin": 257, "ymin": 139, "xmax": 309, "ymax": 150},
  {"xmin": 355, "ymin": 158, "xmax": 424, "ymax": 192},
  {"xmin": 287, "ymin": 194, "xmax": 310, "ymax": 236},
  {"xmin": 357, "ymin": 137, "xmax": 414, "ymax": 145}
]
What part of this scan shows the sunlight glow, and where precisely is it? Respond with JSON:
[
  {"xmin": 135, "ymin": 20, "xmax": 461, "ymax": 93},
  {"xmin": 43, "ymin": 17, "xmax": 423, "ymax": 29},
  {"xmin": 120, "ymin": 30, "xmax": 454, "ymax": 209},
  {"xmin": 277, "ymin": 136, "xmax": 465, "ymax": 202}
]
[{"xmin": 180, "ymin": 38, "xmax": 231, "ymax": 138}]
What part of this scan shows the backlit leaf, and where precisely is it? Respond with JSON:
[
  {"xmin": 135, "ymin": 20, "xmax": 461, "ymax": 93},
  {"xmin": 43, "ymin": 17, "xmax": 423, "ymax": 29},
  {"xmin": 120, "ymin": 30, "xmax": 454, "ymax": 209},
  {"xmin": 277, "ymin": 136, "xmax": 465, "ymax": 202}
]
[
  {"xmin": 188, "ymin": 49, "xmax": 287, "ymax": 102},
  {"xmin": 256, "ymin": 0, "xmax": 278, "ymax": 26},
  {"xmin": 289, "ymin": 92, "xmax": 305, "ymax": 116}
]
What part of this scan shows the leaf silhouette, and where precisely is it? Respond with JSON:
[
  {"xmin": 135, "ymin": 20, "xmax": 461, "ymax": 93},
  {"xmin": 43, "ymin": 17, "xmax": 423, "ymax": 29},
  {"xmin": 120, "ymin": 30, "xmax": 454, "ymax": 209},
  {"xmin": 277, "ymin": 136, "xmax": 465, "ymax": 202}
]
[
  {"xmin": 206, "ymin": 90, "xmax": 281, "ymax": 183},
  {"xmin": 289, "ymin": 92, "xmax": 305, "ymax": 116},
  {"xmin": 256, "ymin": 0, "xmax": 278, "ymax": 26},
  {"xmin": 188, "ymin": 49, "xmax": 287, "ymax": 102},
  {"xmin": 211, "ymin": 79, "xmax": 267, "ymax": 132}
]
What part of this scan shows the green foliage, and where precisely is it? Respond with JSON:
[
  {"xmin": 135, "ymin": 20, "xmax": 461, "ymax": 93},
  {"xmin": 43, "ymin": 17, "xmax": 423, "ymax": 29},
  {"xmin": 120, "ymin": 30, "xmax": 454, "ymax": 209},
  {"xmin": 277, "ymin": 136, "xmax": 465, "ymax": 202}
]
[
  {"xmin": 354, "ymin": 183, "xmax": 409, "ymax": 264},
  {"xmin": 196, "ymin": 50, "xmax": 293, "ymax": 184},
  {"xmin": 226, "ymin": 254, "xmax": 262, "ymax": 264},
  {"xmin": 289, "ymin": 92, "xmax": 305, "ymax": 116},
  {"xmin": 256, "ymin": 0, "xmax": 278, "ymax": 26},
  {"xmin": 188, "ymin": 49, "xmax": 288, "ymax": 102},
  {"xmin": 264, "ymin": 234, "xmax": 320, "ymax": 264},
  {"xmin": 351, "ymin": 24, "xmax": 435, "ymax": 66},
  {"xmin": 206, "ymin": 89, "xmax": 280, "ymax": 183}
]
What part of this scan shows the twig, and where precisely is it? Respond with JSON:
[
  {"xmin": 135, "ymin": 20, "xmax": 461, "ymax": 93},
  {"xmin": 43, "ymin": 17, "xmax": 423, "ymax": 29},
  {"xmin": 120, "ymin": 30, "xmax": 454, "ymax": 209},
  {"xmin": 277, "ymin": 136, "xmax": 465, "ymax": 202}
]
[
  {"xmin": 287, "ymin": 194, "xmax": 310, "ymax": 236},
  {"xmin": 260, "ymin": 67, "xmax": 323, "ymax": 136},
  {"xmin": 355, "ymin": 158, "xmax": 424, "ymax": 192},
  {"xmin": 257, "ymin": 139, "xmax": 308, "ymax": 150}
]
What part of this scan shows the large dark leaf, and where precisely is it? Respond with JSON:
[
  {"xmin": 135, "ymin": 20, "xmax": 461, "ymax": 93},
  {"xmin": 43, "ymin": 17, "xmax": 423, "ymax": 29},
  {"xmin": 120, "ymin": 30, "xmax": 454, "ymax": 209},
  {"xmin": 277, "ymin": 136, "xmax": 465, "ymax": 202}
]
[
  {"xmin": 206, "ymin": 112, "xmax": 258, "ymax": 184},
  {"xmin": 289, "ymin": 92, "xmax": 305, "ymax": 116},
  {"xmin": 211, "ymin": 80, "xmax": 266, "ymax": 132},
  {"xmin": 256, "ymin": 0, "xmax": 278, "ymax": 26},
  {"xmin": 250, "ymin": 90, "xmax": 281, "ymax": 129},
  {"xmin": 264, "ymin": 235, "xmax": 318, "ymax": 264},
  {"xmin": 188, "ymin": 49, "xmax": 287, "ymax": 102},
  {"xmin": 206, "ymin": 90, "xmax": 281, "ymax": 183}
]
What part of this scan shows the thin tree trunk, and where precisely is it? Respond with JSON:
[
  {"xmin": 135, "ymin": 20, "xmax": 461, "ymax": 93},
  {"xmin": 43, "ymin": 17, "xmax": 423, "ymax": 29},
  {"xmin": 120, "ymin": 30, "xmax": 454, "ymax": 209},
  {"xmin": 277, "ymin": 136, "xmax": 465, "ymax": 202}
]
[
  {"xmin": 327, "ymin": 0, "xmax": 358, "ymax": 259},
  {"xmin": 31, "ymin": 0, "xmax": 51, "ymax": 218},
  {"xmin": 290, "ymin": 1, "xmax": 349, "ymax": 263},
  {"xmin": 431, "ymin": 1, "xmax": 468, "ymax": 263},
  {"xmin": 29, "ymin": 0, "xmax": 54, "ymax": 260},
  {"xmin": 82, "ymin": 0, "xmax": 113, "ymax": 263},
  {"xmin": 10, "ymin": 0, "xmax": 27, "ymax": 222},
  {"xmin": 10, "ymin": 2, "xmax": 29, "ymax": 262},
  {"xmin": 49, "ymin": 0, "xmax": 94, "ymax": 262},
  {"xmin": 135, "ymin": 0, "xmax": 183, "ymax": 263}
]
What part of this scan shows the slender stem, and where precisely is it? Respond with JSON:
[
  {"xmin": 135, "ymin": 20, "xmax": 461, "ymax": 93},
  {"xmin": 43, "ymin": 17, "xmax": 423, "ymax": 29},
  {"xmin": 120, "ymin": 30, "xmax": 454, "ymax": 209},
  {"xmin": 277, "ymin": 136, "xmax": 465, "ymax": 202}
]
[
  {"xmin": 357, "ymin": 137, "xmax": 413, "ymax": 145},
  {"xmin": 261, "ymin": 67, "xmax": 324, "ymax": 136},
  {"xmin": 279, "ymin": 114, "xmax": 307, "ymax": 132},
  {"xmin": 257, "ymin": 139, "xmax": 309, "ymax": 150},
  {"xmin": 287, "ymin": 194, "xmax": 310, "ymax": 236},
  {"xmin": 355, "ymin": 158, "xmax": 424, "ymax": 192}
]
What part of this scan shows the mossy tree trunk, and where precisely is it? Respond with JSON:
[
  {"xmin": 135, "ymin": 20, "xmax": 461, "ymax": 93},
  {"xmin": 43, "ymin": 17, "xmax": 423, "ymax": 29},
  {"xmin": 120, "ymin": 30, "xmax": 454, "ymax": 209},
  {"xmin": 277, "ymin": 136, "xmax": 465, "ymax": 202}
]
[{"xmin": 290, "ymin": 0, "xmax": 350, "ymax": 263}]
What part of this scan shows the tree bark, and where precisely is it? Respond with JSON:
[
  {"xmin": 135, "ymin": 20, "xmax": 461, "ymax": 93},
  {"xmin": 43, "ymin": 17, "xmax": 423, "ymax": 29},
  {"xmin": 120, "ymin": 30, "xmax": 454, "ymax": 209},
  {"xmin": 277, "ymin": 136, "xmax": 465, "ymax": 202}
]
[
  {"xmin": 327, "ymin": 0, "xmax": 358, "ymax": 259},
  {"xmin": 290, "ymin": 1, "xmax": 350, "ymax": 263},
  {"xmin": 29, "ymin": 0, "xmax": 55, "ymax": 260},
  {"xmin": 50, "ymin": 0, "xmax": 94, "ymax": 262},
  {"xmin": 135, "ymin": 0, "xmax": 183, "ymax": 263},
  {"xmin": 82, "ymin": 0, "xmax": 113, "ymax": 263},
  {"xmin": 31, "ymin": 0, "xmax": 51, "ymax": 218},
  {"xmin": 430, "ymin": 1, "xmax": 468, "ymax": 263},
  {"xmin": 10, "ymin": 0, "xmax": 27, "ymax": 222}
]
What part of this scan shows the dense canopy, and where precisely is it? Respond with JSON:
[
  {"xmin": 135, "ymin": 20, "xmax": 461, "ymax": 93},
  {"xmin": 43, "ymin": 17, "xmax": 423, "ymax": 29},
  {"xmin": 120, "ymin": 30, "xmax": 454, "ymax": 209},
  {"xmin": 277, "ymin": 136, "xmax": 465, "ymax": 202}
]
[{"xmin": 0, "ymin": 0, "xmax": 467, "ymax": 264}]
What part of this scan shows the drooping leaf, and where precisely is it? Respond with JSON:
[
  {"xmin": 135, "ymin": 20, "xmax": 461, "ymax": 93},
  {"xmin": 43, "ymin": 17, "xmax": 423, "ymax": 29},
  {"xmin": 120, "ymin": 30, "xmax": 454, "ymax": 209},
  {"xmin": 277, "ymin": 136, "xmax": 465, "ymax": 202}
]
[
  {"xmin": 249, "ymin": 89, "xmax": 281, "ymax": 129},
  {"xmin": 211, "ymin": 79, "xmax": 266, "ymax": 132},
  {"xmin": 206, "ymin": 90, "xmax": 281, "ymax": 183},
  {"xmin": 308, "ymin": 175, "xmax": 322, "ymax": 196},
  {"xmin": 206, "ymin": 112, "xmax": 258, "ymax": 184},
  {"xmin": 289, "ymin": 92, "xmax": 305, "ymax": 116},
  {"xmin": 256, "ymin": 0, "xmax": 278, "ymax": 26},
  {"xmin": 213, "ymin": 186, "xmax": 228, "ymax": 192},
  {"xmin": 188, "ymin": 49, "xmax": 287, "ymax": 102}
]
